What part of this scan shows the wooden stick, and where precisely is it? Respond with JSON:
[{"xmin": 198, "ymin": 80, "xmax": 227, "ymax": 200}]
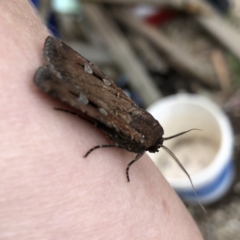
[
  {"xmin": 211, "ymin": 49, "xmax": 231, "ymax": 95},
  {"xmin": 82, "ymin": 0, "xmax": 210, "ymax": 15},
  {"xmin": 128, "ymin": 34, "xmax": 169, "ymax": 73},
  {"xmin": 81, "ymin": 0, "xmax": 170, "ymax": 6},
  {"xmin": 196, "ymin": 11, "xmax": 240, "ymax": 62},
  {"xmin": 112, "ymin": 8, "xmax": 218, "ymax": 88},
  {"xmin": 83, "ymin": 3, "xmax": 161, "ymax": 106},
  {"xmin": 83, "ymin": 0, "xmax": 240, "ymax": 62}
]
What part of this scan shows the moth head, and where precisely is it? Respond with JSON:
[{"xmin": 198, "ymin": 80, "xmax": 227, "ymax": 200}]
[{"xmin": 148, "ymin": 137, "xmax": 164, "ymax": 153}]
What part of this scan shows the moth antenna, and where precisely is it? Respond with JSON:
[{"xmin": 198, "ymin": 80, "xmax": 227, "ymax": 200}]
[
  {"xmin": 161, "ymin": 145, "xmax": 206, "ymax": 212},
  {"xmin": 163, "ymin": 128, "xmax": 202, "ymax": 141}
]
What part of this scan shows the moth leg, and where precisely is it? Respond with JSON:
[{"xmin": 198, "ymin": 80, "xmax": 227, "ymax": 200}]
[
  {"xmin": 126, "ymin": 152, "xmax": 144, "ymax": 182},
  {"xmin": 84, "ymin": 145, "xmax": 117, "ymax": 157}
]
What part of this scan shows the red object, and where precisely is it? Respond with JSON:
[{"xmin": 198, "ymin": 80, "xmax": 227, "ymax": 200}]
[{"xmin": 144, "ymin": 9, "xmax": 179, "ymax": 26}]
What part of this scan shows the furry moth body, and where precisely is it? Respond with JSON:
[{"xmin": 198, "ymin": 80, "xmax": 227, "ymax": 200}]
[{"xmin": 34, "ymin": 36, "xmax": 204, "ymax": 210}]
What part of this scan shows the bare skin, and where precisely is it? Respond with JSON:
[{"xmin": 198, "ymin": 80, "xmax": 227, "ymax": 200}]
[{"xmin": 0, "ymin": 1, "xmax": 203, "ymax": 239}]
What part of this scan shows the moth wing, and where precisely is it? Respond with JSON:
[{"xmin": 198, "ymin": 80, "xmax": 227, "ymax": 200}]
[{"xmin": 34, "ymin": 37, "xmax": 144, "ymax": 146}]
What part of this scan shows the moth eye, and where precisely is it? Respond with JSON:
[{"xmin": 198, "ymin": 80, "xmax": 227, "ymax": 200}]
[
  {"xmin": 77, "ymin": 92, "xmax": 89, "ymax": 105},
  {"xmin": 99, "ymin": 108, "xmax": 108, "ymax": 116},
  {"xmin": 84, "ymin": 63, "xmax": 93, "ymax": 74},
  {"xmin": 103, "ymin": 78, "xmax": 111, "ymax": 86}
]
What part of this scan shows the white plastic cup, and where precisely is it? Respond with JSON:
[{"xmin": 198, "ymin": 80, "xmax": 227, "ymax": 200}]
[{"xmin": 147, "ymin": 94, "xmax": 234, "ymax": 205}]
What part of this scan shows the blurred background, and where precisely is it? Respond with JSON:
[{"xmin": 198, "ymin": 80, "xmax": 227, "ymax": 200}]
[{"xmin": 31, "ymin": 0, "xmax": 240, "ymax": 239}]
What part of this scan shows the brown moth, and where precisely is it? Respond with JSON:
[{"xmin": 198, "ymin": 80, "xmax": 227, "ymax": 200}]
[{"xmin": 34, "ymin": 36, "xmax": 204, "ymax": 210}]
